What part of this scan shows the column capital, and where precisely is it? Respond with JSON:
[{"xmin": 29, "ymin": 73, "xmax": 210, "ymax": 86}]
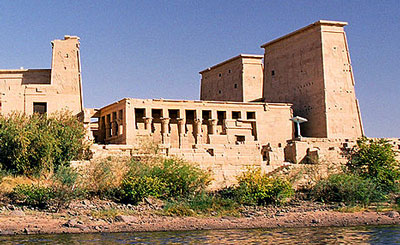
[
  {"xmin": 208, "ymin": 118, "xmax": 218, "ymax": 125},
  {"xmin": 161, "ymin": 117, "xmax": 170, "ymax": 123},
  {"xmin": 177, "ymin": 118, "xmax": 185, "ymax": 125}
]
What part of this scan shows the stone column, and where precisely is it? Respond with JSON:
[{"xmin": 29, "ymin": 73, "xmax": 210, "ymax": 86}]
[
  {"xmin": 113, "ymin": 121, "xmax": 118, "ymax": 136},
  {"xmin": 161, "ymin": 117, "xmax": 170, "ymax": 144},
  {"xmin": 105, "ymin": 122, "xmax": 110, "ymax": 139},
  {"xmin": 177, "ymin": 118, "xmax": 185, "ymax": 148},
  {"xmin": 143, "ymin": 117, "xmax": 152, "ymax": 134},
  {"xmin": 194, "ymin": 118, "xmax": 202, "ymax": 144},
  {"xmin": 208, "ymin": 119, "xmax": 218, "ymax": 135},
  {"xmin": 103, "ymin": 116, "xmax": 110, "ymax": 140}
]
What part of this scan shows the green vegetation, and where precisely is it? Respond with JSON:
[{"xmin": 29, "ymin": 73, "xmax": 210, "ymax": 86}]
[
  {"xmin": 119, "ymin": 162, "xmax": 293, "ymax": 214},
  {"xmin": 120, "ymin": 159, "xmax": 210, "ymax": 204},
  {"xmin": 0, "ymin": 111, "xmax": 87, "ymax": 175},
  {"xmin": 51, "ymin": 164, "xmax": 83, "ymax": 210},
  {"xmin": 11, "ymin": 184, "xmax": 54, "ymax": 209},
  {"xmin": 10, "ymin": 165, "xmax": 83, "ymax": 210},
  {"xmin": 313, "ymin": 173, "xmax": 383, "ymax": 206},
  {"xmin": 313, "ymin": 137, "xmax": 399, "ymax": 205},
  {"xmin": 163, "ymin": 192, "xmax": 239, "ymax": 216},
  {"xmin": 231, "ymin": 168, "xmax": 294, "ymax": 205},
  {"xmin": 346, "ymin": 137, "xmax": 400, "ymax": 193}
]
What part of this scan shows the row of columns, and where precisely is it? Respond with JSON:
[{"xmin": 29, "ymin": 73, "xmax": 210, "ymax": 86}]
[
  {"xmin": 104, "ymin": 121, "xmax": 122, "ymax": 138},
  {"xmin": 141, "ymin": 117, "xmax": 219, "ymax": 147}
]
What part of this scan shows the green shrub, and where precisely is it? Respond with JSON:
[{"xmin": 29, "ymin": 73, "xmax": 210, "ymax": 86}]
[
  {"xmin": 120, "ymin": 176, "xmax": 166, "ymax": 204},
  {"xmin": 163, "ymin": 192, "xmax": 239, "ymax": 216},
  {"xmin": 0, "ymin": 169, "xmax": 10, "ymax": 184},
  {"xmin": 148, "ymin": 159, "xmax": 210, "ymax": 197},
  {"xmin": 120, "ymin": 158, "xmax": 210, "ymax": 204},
  {"xmin": 233, "ymin": 168, "xmax": 294, "ymax": 205},
  {"xmin": 0, "ymin": 111, "xmax": 87, "ymax": 175},
  {"xmin": 53, "ymin": 165, "xmax": 78, "ymax": 188},
  {"xmin": 189, "ymin": 192, "xmax": 239, "ymax": 215},
  {"xmin": 346, "ymin": 137, "xmax": 400, "ymax": 193},
  {"xmin": 51, "ymin": 165, "xmax": 82, "ymax": 210},
  {"xmin": 10, "ymin": 166, "xmax": 82, "ymax": 210},
  {"xmin": 163, "ymin": 201, "xmax": 196, "ymax": 216},
  {"xmin": 47, "ymin": 112, "xmax": 88, "ymax": 166},
  {"xmin": 11, "ymin": 184, "xmax": 54, "ymax": 209},
  {"xmin": 313, "ymin": 173, "xmax": 384, "ymax": 206}
]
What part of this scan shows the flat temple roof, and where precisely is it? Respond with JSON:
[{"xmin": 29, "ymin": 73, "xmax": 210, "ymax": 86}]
[
  {"xmin": 99, "ymin": 97, "xmax": 292, "ymax": 111},
  {"xmin": 261, "ymin": 20, "xmax": 348, "ymax": 48},
  {"xmin": 0, "ymin": 69, "xmax": 50, "ymax": 73},
  {"xmin": 199, "ymin": 54, "xmax": 263, "ymax": 74}
]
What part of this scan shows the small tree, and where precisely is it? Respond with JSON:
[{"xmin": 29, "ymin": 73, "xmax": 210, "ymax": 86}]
[
  {"xmin": 233, "ymin": 168, "xmax": 294, "ymax": 205},
  {"xmin": 0, "ymin": 111, "xmax": 87, "ymax": 175},
  {"xmin": 346, "ymin": 137, "xmax": 400, "ymax": 193}
]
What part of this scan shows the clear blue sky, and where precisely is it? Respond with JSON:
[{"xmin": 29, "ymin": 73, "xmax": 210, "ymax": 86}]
[{"xmin": 0, "ymin": 0, "xmax": 399, "ymax": 138}]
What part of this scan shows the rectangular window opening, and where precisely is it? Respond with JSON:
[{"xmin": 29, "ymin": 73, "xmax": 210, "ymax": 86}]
[
  {"xmin": 217, "ymin": 111, "xmax": 226, "ymax": 125},
  {"xmin": 247, "ymin": 111, "xmax": 256, "ymax": 120},
  {"xmin": 202, "ymin": 110, "xmax": 211, "ymax": 124},
  {"xmin": 236, "ymin": 135, "xmax": 245, "ymax": 144},
  {"xmin": 232, "ymin": 111, "xmax": 241, "ymax": 119},
  {"xmin": 152, "ymin": 109, "xmax": 162, "ymax": 122},
  {"xmin": 33, "ymin": 102, "xmax": 47, "ymax": 115},
  {"xmin": 168, "ymin": 109, "xmax": 179, "ymax": 123},
  {"xmin": 185, "ymin": 110, "xmax": 195, "ymax": 124},
  {"xmin": 134, "ymin": 108, "xmax": 145, "ymax": 129}
]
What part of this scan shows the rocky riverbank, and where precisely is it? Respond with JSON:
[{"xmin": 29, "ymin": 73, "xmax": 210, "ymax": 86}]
[{"xmin": 0, "ymin": 199, "xmax": 399, "ymax": 235}]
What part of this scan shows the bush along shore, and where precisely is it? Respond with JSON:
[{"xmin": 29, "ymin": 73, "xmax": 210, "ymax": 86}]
[{"xmin": 0, "ymin": 112, "xmax": 400, "ymax": 235}]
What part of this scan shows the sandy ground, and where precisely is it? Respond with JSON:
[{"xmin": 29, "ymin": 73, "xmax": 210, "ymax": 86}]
[{"xmin": 0, "ymin": 200, "xmax": 399, "ymax": 235}]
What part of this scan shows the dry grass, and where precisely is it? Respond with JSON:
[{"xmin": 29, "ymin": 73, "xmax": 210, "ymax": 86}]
[
  {"xmin": 284, "ymin": 160, "xmax": 343, "ymax": 189},
  {"xmin": 135, "ymin": 136, "xmax": 161, "ymax": 155},
  {"xmin": 76, "ymin": 139, "xmax": 164, "ymax": 194},
  {"xmin": 337, "ymin": 205, "xmax": 367, "ymax": 213},
  {"xmin": 77, "ymin": 156, "xmax": 131, "ymax": 193},
  {"xmin": 0, "ymin": 175, "xmax": 52, "ymax": 194},
  {"xmin": 337, "ymin": 203, "xmax": 400, "ymax": 213},
  {"xmin": 90, "ymin": 208, "xmax": 137, "ymax": 219}
]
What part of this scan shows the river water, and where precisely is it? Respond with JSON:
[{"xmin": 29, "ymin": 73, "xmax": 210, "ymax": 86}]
[{"xmin": 1, "ymin": 225, "xmax": 399, "ymax": 244}]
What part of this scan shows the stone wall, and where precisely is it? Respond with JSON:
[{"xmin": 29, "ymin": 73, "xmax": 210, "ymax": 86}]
[
  {"xmin": 284, "ymin": 137, "xmax": 400, "ymax": 164},
  {"xmin": 84, "ymin": 137, "xmax": 399, "ymax": 189},
  {"xmin": 261, "ymin": 20, "xmax": 363, "ymax": 139},
  {"xmin": 87, "ymin": 142, "xmax": 287, "ymax": 189},
  {"xmin": 200, "ymin": 54, "xmax": 264, "ymax": 102},
  {"xmin": 0, "ymin": 36, "xmax": 83, "ymax": 116},
  {"xmin": 284, "ymin": 138, "xmax": 355, "ymax": 164}
]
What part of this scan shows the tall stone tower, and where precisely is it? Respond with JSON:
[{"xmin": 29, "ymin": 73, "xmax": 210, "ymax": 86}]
[
  {"xmin": 50, "ymin": 35, "xmax": 84, "ymax": 114},
  {"xmin": 200, "ymin": 54, "xmax": 264, "ymax": 102},
  {"xmin": 261, "ymin": 20, "xmax": 363, "ymax": 138},
  {"xmin": 0, "ymin": 36, "xmax": 83, "ymax": 116}
]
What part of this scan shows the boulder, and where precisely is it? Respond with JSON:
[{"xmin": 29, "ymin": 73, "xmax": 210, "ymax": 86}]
[
  {"xmin": 114, "ymin": 215, "xmax": 139, "ymax": 223},
  {"xmin": 386, "ymin": 211, "xmax": 400, "ymax": 218},
  {"xmin": 10, "ymin": 210, "xmax": 25, "ymax": 216},
  {"xmin": 63, "ymin": 219, "xmax": 78, "ymax": 228}
]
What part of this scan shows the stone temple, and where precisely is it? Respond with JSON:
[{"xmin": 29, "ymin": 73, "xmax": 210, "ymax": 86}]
[{"xmin": 1, "ymin": 20, "xmax": 398, "ymax": 187}]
